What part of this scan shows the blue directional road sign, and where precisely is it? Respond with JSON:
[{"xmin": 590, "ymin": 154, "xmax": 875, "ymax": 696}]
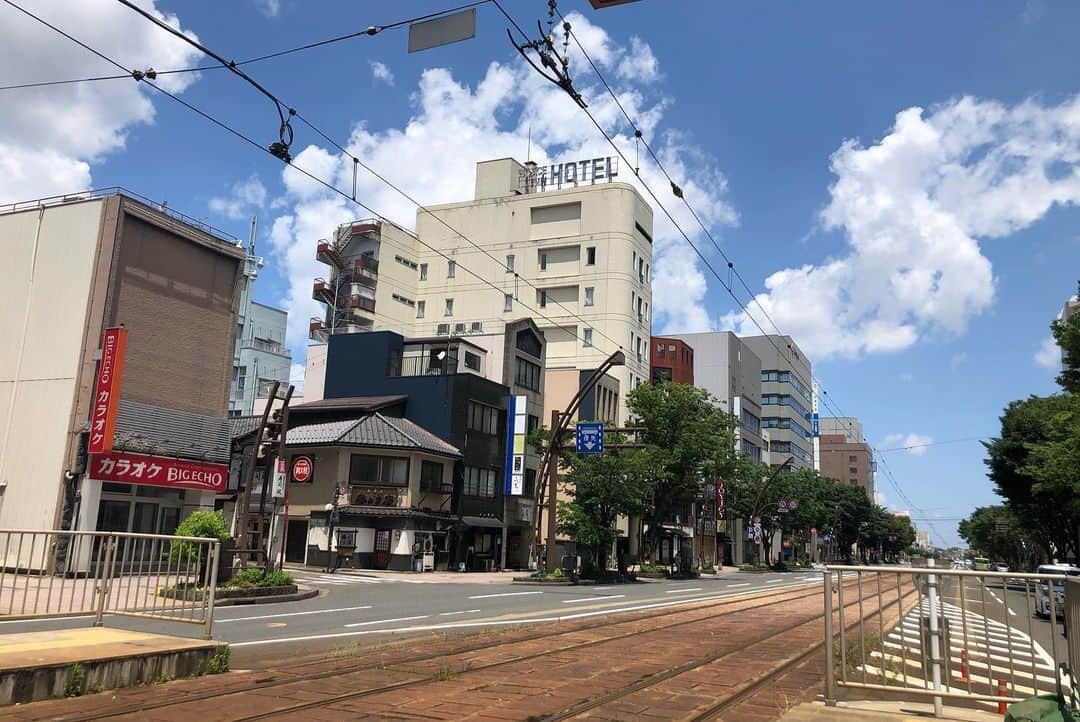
[{"xmin": 575, "ymin": 422, "xmax": 604, "ymax": 454}]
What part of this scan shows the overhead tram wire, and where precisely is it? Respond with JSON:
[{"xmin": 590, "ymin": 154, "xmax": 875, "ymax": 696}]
[
  {"xmin": 527, "ymin": 0, "xmax": 948, "ymax": 535},
  {"xmin": 0, "ymin": 1, "xmax": 490, "ymax": 92},
  {"xmin": 107, "ymin": 0, "xmax": 627, "ymax": 355},
  {"xmin": 2, "ymin": 0, "xmax": 616, "ymax": 357}
]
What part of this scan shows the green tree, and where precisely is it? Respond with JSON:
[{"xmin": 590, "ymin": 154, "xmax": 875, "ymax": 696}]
[
  {"xmin": 1051, "ymin": 282, "xmax": 1080, "ymax": 393},
  {"xmin": 627, "ymin": 382, "xmax": 740, "ymax": 560},
  {"xmin": 958, "ymin": 505, "xmax": 1044, "ymax": 569}
]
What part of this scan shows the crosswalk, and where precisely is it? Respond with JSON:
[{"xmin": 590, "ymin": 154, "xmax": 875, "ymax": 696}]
[
  {"xmin": 858, "ymin": 598, "xmax": 1061, "ymax": 701},
  {"xmin": 289, "ymin": 570, "xmax": 434, "ymax": 586}
]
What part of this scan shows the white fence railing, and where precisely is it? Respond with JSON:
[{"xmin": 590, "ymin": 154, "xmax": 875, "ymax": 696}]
[
  {"xmin": 0, "ymin": 529, "xmax": 220, "ymax": 639},
  {"xmin": 824, "ymin": 563, "xmax": 1075, "ymax": 715}
]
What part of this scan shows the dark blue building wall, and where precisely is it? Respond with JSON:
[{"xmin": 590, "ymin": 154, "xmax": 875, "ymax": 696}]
[{"xmin": 324, "ymin": 332, "xmax": 509, "ymax": 520}]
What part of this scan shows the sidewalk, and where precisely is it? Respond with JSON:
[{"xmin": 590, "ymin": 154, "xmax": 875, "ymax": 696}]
[{"xmin": 779, "ymin": 701, "xmax": 1002, "ymax": 721}]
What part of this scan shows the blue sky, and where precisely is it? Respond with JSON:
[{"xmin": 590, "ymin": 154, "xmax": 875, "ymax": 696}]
[{"xmin": 5, "ymin": 0, "xmax": 1080, "ymax": 547}]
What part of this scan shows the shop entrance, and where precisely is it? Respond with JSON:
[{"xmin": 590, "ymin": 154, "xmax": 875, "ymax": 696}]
[
  {"xmin": 285, "ymin": 519, "xmax": 308, "ymax": 563},
  {"xmin": 373, "ymin": 529, "xmax": 391, "ymax": 569}
]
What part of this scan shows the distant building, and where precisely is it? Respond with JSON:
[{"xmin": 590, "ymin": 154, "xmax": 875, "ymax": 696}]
[
  {"xmin": 818, "ymin": 432, "xmax": 875, "ymax": 498},
  {"xmin": 664, "ymin": 331, "xmax": 767, "ymax": 464},
  {"xmin": 818, "ymin": 416, "xmax": 863, "ymax": 444},
  {"xmin": 650, "ymin": 336, "xmax": 694, "ymax": 385},
  {"xmin": 741, "ymin": 335, "xmax": 814, "ymax": 470},
  {"xmin": 230, "ymin": 301, "xmax": 292, "ymax": 416}
]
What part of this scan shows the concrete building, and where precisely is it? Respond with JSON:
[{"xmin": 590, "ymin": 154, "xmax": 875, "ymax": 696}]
[
  {"xmin": 650, "ymin": 336, "xmax": 694, "ymax": 385},
  {"xmin": 741, "ymin": 335, "xmax": 814, "ymax": 470},
  {"xmin": 0, "ymin": 189, "xmax": 244, "ymax": 543},
  {"xmin": 818, "ymin": 416, "xmax": 863, "ymax": 444},
  {"xmin": 231, "ymin": 300, "xmax": 292, "ymax": 417},
  {"xmin": 665, "ymin": 331, "xmax": 767, "ymax": 464},
  {"xmin": 818, "ymin": 433, "xmax": 875, "ymax": 498},
  {"xmin": 308, "ymin": 156, "xmax": 654, "ymax": 423}
]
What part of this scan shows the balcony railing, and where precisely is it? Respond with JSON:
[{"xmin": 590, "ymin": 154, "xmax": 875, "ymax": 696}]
[{"xmin": 351, "ymin": 295, "xmax": 376, "ymax": 314}]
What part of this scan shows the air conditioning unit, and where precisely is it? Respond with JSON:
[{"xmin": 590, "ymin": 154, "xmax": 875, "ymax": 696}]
[
  {"xmin": 436, "ymin": 323, "xmax": 450, "ymax": 335},
  {"xmin": 454, "ymin": 323, "xmax": 467, "ymax": 334},
  {"xmin": 470, "ymin": 322, "xmax": 483, "ymax": 333}
]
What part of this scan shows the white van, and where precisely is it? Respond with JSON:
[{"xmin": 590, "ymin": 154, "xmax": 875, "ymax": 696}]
[{"xmin": 1036, "ymin": 564, "xmax": 1080, "ymax": 618}]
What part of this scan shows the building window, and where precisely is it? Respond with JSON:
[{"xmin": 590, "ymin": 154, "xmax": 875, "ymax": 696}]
[
  {"xmin": 583, "ymin": 328, "xmax": 593, "ymax": 347},
  {"xmin": 235, "ymin": 366, "xmax": 247, "ymax": 393},
  {"xmin": 637, "ymin": 297, "xmax": 644, "ymax": 322},
  {"xmin": 444, "ymin": 298, "xmax": 454, "ymax": 316},
  {"xmin": 395, "ymin": 255, "xmax": 418, "ymax": 270},
  {"xmin": 656, "ymin": 342, "xmax": 665, "ymax": 356},
  {"xmin": 524, "ymin": 468, "xmax": 536, "ymax": 497},
  {"xmin": 416, "ymin": 300, "xmax": 425, "ymax": 318},
  {"xmin": 527, "ymin": 414, "xmax": 540, "ymax": 434},
  {"xmin": 349, "ymin": 455, "xmax": 409, "ymax": 487},
  {"xmin": 741, "ymin": 408, "xmax": 761, "ymax": 434},
  {"xmin": 419, "ymin": 263, "xmax": 428, "ymax": 281},
  {"xmin": 392, "ymin": 293, "xmax": 415, "ymax": 307},
  {"xmin": 467, "ymin": 401, "xmax": 502, "ymax": 436},
  {"xmin": 652, "ymin": 366, "xmax": 673, "ymax": 383},
  {"xmin": 256, "ymin": 378, "xmax": 275, "ymax": 398},
  {"xmin": 464, "ymin": 350, "xmax": 482, "ymax": 372},
  {"xmin": 586, "ymin": 247, "xmax": 596, "ymax": 265},
  {"xmin": 849, "ymin": 466, "xmax": 858, "ymax": 475},
  {"xmin": 515, "ymin": 357, "xmax": 541, "ymax": 391},
  {"xmin": 420, "ymin": 460, "xmax": 448, "ymax": 492},
  {"xmin": 464, "ymin": 466, "xmax": 498, "ymax": 498},
  {"xmin": 584, "ymin": 287, "xmax": 594, "ymax": 306},
  {"xmin": 638, "ymin": 258, "xmax": 645, "ymax": 283},
  {"xmin": 539, "ymin": 252, "xmax": 548, "ymax": 271},
  {"xmin": 504, "ymin": 293, "xmax": 513, "ymax": 312},
  {"xmin": 848, "ymin": 455, "xmax": 857, "ymax": 462},
  {"xmin": 645, "ymin": 262, "xmax": 650, "ymax": 282},
  {"xmin": 437, "ymin": 322, "xmax": 450, "ymax": 335},
  {"xmin": 506, "ymin": 254, "xmax": 514, "ymax": 272},
  {"xmin": 539, "ymin": 290, "xmax": 548, "ymax": 308},
  {"xmin": 850, "ymin": 479, "xmax": 858, "ymax": 486},
  {"xmin": 635, "ymin": 337, "xmax": 643, "ymax": 362},
  {"xmin": 447, "ymin": 260, "xmax": 456, "ymax": 278}
]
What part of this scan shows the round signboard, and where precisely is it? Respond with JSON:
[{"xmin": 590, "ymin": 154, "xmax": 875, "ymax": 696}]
[{"xmin": 292, "ymin": 456, "xmax": 313, "ymax": 483}]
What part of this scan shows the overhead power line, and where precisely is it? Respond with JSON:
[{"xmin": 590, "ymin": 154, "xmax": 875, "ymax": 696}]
[
  {"xmin": 2, "ymin": 0, "xmax": 622, "ymax": 359},
  {"xmin": 0, "ymin": 1, "xmax": 489, "ymax": 92}
]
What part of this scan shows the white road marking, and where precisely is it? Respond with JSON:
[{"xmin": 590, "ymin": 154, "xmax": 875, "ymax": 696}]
[
  {"xmin": 592, "ymin": 587, "xmax": 613, "ymax": 591},
  {"xmin": 344, "ymin": 615, "xmax": 428, "ymax": 628},
  {"xmin": 726, "ymin": 583, "xmax": 750, "ymax": 588},
  {"xmin": 468, "ymin": 591, "xmax": 543, "ymax": 599},
  {"xmin": 987, "ymin": 589, "xmax": 1017, "ymax": 616},
  {"xmin": 665, "ymin": 588, "xmax": 703, "ymax": 595},
  {"xmin": 439, "ymin": 609, "xmax": 481, "ymax": 616},
  {"xmin": 561, "ymin": 595, "xmax": 626, "ymax": 604},
  {"xmin": 230, "ymin": 578, "xmax": 823, "ymax": 647},
  {"xmin": 766, "ymin": 578, "xmax": 787, "ymax": 584},
  {"xmin": 218, "ymin": 605, "xmax": 372, "ymax": 623}
]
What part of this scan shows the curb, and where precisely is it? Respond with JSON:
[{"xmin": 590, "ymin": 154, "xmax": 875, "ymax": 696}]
[{"xmin": 213, "ymin": 586, "xmax": 319, "ymax": 606}]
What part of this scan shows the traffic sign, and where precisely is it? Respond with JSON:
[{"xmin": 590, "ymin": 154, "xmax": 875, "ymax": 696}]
[{"xmin": 575, "ymin": 422, "xmax": 604, "ymax": 454}]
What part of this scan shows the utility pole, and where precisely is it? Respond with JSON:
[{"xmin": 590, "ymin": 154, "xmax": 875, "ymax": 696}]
[{"xmin": 545, "ymin": 410, "xmax": 560, "ymax": 572}]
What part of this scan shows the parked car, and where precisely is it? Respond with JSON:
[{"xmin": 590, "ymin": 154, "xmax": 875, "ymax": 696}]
[
  {"xmin": 1035, "ymin": 564, "xmax": 1080, "ymax": 619},
  {"xmin": 993, "ymin": 563, "xmax": 1011, "ymax": 573}
]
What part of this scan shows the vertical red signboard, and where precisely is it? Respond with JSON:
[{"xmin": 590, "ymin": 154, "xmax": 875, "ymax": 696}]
[{"xmin": 88, "ymin": 327, "xmax": 128, "ymax": 454}]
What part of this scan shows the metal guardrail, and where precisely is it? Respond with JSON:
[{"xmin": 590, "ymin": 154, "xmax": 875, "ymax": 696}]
[
  {"xmin": 824, "ymin": 563, "xmax": 1073, "ymax": 716},
  {"xmin": 0, "ymin": 529, "xmax": 220, "ymax": 639}
]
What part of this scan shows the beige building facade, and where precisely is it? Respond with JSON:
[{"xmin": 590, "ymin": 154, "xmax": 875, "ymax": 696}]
[{"xmin": 308, "ymin": 157, "xmax": 654, "ymax": 423}]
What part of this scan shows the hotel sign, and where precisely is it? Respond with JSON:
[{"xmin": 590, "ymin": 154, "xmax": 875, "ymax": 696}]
[
  {"xmin": 521, "ymin": 156, "xmax": 619, "ymax": 192},
  {"xmin": 89, "ymin": 450, "xmax": 228, "ymax": 494},
  {"xmin": 504, "ymin": 395, "xmax": 527, "ymax": 495}
]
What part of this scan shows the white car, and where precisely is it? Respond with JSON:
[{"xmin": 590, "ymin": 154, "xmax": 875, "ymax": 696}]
[{"xmin": 1036, "ymin": 564, "xmax": 1080, "ymax": 618}]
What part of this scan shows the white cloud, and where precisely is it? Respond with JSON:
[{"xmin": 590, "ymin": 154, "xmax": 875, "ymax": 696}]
[
  {"xmin": 369, "ymin": 60, "xmax": 394, "ymax": 87},
  {"xmin": 949, "ymin": 352, "xmax": 968, "ymax": 368},
  {"xmin": 1034, "ymin": 336, "xmax": 1060, "ymax": 369},
  {"xmin": 883, "ymin": 433, "xmax": 935, "ymax": 456},
  {"xmin": 728, "ymin": 96, "xmax": 1080, "ymax": 360},
  {"xmin": 0, "ymin": 1, "xmax": 203, "ymax": 202},
  {"xmin": 209, "ymin": 174, "xmax": 267, "ymax": 220},
  {"xmin": 269, "ymin": 12, "xmax": 736, "ymax": 352},
  {"xmin": 254, "ymin": 0, "xmax": 280, "ymax": 18}
]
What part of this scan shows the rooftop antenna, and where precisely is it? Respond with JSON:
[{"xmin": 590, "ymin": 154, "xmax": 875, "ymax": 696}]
[{"xmin": 248, "ymin": 215, "xmax": 258, "ymax": 257}]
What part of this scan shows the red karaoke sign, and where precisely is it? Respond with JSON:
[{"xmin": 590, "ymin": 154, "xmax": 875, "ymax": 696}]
[
  {"xmin": 88, "ymin": 327, "xmax": 128, "ymax": 454},
  {"xmin": 89, "ymin": 450, "xmax": 228, "ymax": 494}
]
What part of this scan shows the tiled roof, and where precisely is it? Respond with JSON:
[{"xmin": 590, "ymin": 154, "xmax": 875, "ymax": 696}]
[
  {"xmin": 113, "ymin": 399, "xmax": 230, "ymax": 464},
  {"xmin": 288, "ymin": 395, "xmax": 407, "ymax": 413},
  {"xmin": 286, "ymin": 412, "xmax": 460, "ymax": 458},
  {"xmin": 229, "ymin": 415, "xmax": 261, "ymax": 440}
]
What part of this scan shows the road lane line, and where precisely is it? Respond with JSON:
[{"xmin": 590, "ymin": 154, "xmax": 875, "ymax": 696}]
[
  {"xmin": 344, "ymin": 615, "xmax": 428, "ymax": 628},
  {"xmin": 665, "ymin": 588, "xmax": 703, "ymax": 594},
  {"xmin": 766, "ymin": 579, "xmax": 787, "ymax": 584},
  {"xmin": 561, "ymin": 595, "xmax": 625, "ymax": 604},
  {"xmin": 726, "ymin": 583, "xmax": 750, "ymax": 588},
  {"xmin": 468, "ymin": 591, "xmax": 543, "ymax": 599},
  {"xmin": 439, "ymin": 609, "xmax": 481, "ymax": 616},
  {"xmin": 218, "ymin": 605, "xmax": 373, "ymax": 623}
]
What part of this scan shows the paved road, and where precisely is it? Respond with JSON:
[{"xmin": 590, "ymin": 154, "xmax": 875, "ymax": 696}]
[{"xmin": 0, "ymin": 569, "xmax": 827, "ymax": 666}]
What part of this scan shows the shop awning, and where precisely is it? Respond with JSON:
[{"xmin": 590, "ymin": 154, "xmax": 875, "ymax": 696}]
[{"xmin": 461, "ymin": 516, "xmax": 505, "ymax": 529}]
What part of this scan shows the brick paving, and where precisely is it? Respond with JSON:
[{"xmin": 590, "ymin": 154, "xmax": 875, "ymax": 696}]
[{"xmin": 6, "ymin": 579, "xmax": 916, "ymax": 722}]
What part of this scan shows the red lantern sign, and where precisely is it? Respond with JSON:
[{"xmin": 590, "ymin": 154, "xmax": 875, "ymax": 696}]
[{"xmin": 291, "ymin": 456, "xmax": 313, "ymax": 483}]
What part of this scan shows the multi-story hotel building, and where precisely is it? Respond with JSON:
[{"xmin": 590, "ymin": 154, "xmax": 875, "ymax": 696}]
[{"xmin": 307, "ymin": 156, "xmax": 654, "ymax": 423}]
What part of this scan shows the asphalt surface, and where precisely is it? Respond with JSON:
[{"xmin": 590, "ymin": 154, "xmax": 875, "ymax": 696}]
[{"xmin": 0, "ymin": 569, "xmax": 827, "ymax": 666}]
